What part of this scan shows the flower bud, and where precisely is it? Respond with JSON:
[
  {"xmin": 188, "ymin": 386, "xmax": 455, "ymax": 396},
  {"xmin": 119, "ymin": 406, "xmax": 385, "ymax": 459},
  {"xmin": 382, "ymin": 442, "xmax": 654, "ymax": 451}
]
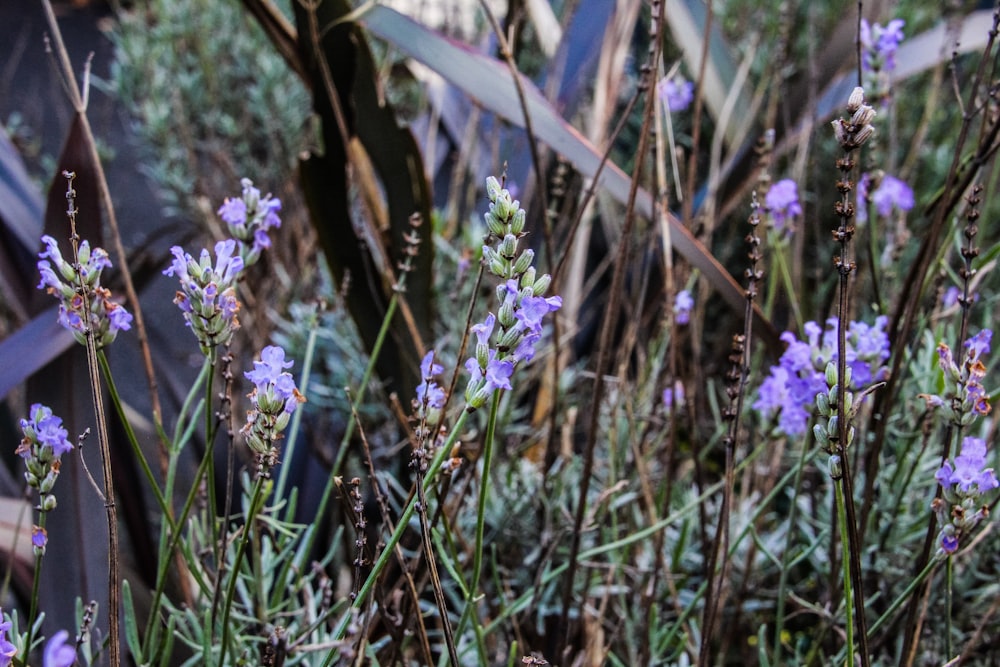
[
  {"xmin": 847, "ymin": 87, "xmax": 865, "ymax": 112},
  {"xmin": 532, "ymin": 273, "xmax": 552, "ymax": 296},
  {"xmin": 486, "ymin": 176, "xmax": 502, "ymax": 201},
  {"xmin": 512, "ymin": 248, "xmax": 534, "ymax": 276},
  {"xmin": 813, "ymin": 423, "xmax": 829, "ymax": 446},
  {"xmin": 828, "ymin": 455, "xmax": 842, "ymax": 479},
  {"xmin": 511, "ymin": 208, "xmax": 526, "ymax": 235},
  {"xmin": 815, "ymin": 392, "xmax": 830, "ymax": 415},
  {"xmin": 499, "ymin": 233, "xmax": 518, "ymax": 260},
  {"xmin": 825, "ymin": 362, "xmax": 838, "ymax": 388},
  {"xmin": 485, "ymin": 211, "xmax": 506, "ymax": 237},
  {"xmin": 41, "ymin": 494, "xmax": 58, "ymax": 512}
]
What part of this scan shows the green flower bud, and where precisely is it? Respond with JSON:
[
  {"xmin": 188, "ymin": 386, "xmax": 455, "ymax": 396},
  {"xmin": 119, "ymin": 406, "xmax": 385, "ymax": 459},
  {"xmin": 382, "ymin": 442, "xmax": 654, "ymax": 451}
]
[
  {"xmin": 512, "ymin": 248, "xmax": 534, "ymax": 276},
  {"xmin": 828, "ymin": 455, "xmax": 842, "ymax": 478},
  {"xmin": 486, "ymin": 176, "xmax": 502, "ymax": 201},
  {"xmin": 511, "ymin": 208, "xmax": 526, "ymax": 235}
]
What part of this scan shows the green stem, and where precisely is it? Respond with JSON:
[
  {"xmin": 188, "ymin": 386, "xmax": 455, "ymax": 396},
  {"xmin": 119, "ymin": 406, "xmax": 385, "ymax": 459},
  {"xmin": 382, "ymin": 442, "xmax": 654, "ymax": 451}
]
[
  {"xmin": 97, "ymin": 351, "xmax": 174, "ymax": 527},
  {"xmin": 834, "ymin": 480, "xmax": 854, "ymax": 666},
  {"xmin": 216, "ymin": 476, "xmax": 267, "ymax": 667},
  {"xmin": 471, "ymin": 392, "xmax": 501, "ymax": 606},
  {"xmin": 945, "ymin": 555, "xmax": 953, "ymax": 659},
  {"xmin": 22, "ymin": 512, "xmax": 46, "ymax": 667},
  {"xmin": 772, "ymin": 434, "xmax": 812, "ymax": 666}
]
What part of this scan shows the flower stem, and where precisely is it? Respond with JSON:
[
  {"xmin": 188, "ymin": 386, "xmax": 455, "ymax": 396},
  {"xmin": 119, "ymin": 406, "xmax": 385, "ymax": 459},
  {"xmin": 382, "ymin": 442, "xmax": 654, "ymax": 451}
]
[
  {"xmin": 834, "ymin": 481, "xmax": 855, "ymax": 666},
  {"xmin": 216, "ymin": 476, "xmax": 268, "ymax": 667}
]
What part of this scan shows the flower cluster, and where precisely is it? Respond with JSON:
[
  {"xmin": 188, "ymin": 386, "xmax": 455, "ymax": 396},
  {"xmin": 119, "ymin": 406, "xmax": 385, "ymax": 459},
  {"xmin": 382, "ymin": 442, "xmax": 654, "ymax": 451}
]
[
  {"xmin": 860, "ymin": 18, "xmax": 905, "ymax": 101},
  {"xmin": 164, "ymin": 239, "xmax": 245, "ymax": 356},
  {"xmin": 217, "ymin": 178, "xmax": 283, "ymax": 267},
  {"xmin": 856, "ymin": 172, "xmax": 914, "ymax": 224},
  {"xmin": 754, "ymin": 317, "xmax": 890, "ymax": 437},
  {"xmin": 932, "ymin": 436, "xmax": 998, "ymax": 554},
  {"xmin": 657, "ymin": 74, "xmax": 694, "ymax": 113},
  {"xmin": 464, "ymin": 177, "xmax": 562, "ymax": 410},
  {"xmin": 241, "ymin": 345, "xmax": 305, "ymax": 477},
  {"xmin": 919, "ymin": 329, "xmax": 992, "ymax": 426},
  {"xmin": 37, "ymin": 235, "xmax": 133, "ymax": 348},
  {"xmin": 831, "ymin": 87, "xmax": 876, "ymax": 151},
  {"xmin": 764, "ymin": 179, "xmax": 803, "ymax": 235},
  {"xmin": 16, "ymin": 404, "xmax": 73, "ymax": 513}
]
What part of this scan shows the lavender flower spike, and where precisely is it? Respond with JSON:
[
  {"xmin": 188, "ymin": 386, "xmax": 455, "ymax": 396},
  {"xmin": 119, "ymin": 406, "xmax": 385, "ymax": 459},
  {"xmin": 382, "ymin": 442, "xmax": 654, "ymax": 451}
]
[
  {"xmin": 765, "ymin": 179, "xmax": 802, "ymax": 235},
  {"xmin": 242, "ymin": 345, "xmax": 305, "ymax": 477},
  {"xmin": 36, "ymin": 235, "xmax": 132, "ymax": 348},
  {"xmin": 933, "ymin": 435, "xmax": 999, "ymax": 554},
  {"xmin": 16, "ymin": 403, "xmax": 73, "ymax": 512},
  {"xmin": 218, "ymin": 177, "xmax": 283, "ymax": 267},
  {"xmin": 164, "ymin": 239, "xmax": 245, "ymax": 355}
]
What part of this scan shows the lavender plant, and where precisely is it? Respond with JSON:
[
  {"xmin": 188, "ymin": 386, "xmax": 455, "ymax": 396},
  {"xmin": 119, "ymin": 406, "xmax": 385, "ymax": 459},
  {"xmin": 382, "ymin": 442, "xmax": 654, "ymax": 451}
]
[{"xmin": 9, "ymin": 2, "xmax": 1000, "ymax": 666}]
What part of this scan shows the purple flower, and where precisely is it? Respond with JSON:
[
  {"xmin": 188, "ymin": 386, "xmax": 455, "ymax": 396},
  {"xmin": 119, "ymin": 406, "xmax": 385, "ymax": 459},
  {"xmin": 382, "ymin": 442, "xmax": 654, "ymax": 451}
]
[
  {"xmin": 31, "ymin": 525, "xmax": 47, "ymax": 555},
  {"xmin": 242, "ymin": 346, "xmax": 305, "ymax": 475},
  {"xmin": 657, "ymin": 75, "xmax": 694, "ymax": 112},
  {"xmin": 516, "ymin": 295, "xmax": 563, "ymax": 334},
  {"xmin": 43, "ymin": 630, "xmax": 75, "ymax": 667},
  {"xmin": 857, "ymin": 173, "xmax": 914, "ymax": 223},
  {"xmin": 246, "ymin": 345, "xmax": 295, "ymax": 391},
  {"xmin": 662, "ymin": 380, "xmax": 685, "ymax": 411},
  {"xmin": 218, "ymin": 198, "xmax": 247, "ymax": 227},
  {"xmin": 19, "ymin": 404, "xmax": 73, "ymax": 459},
  {"xmin": 415, "ymin": 351, "xmax": 446, "ymax": 412},
  {"xmin": 936, "ymin": 437, "xmax": 999, "ymax": 494},
  {"xmin": 871, "ymin": 175, "xmax": 914, "ymax": 217},
  {"xmin": 220, "ymin": 178, "xmax": 283, "ymax": 266},
  {"xmin": 0, "ymin": 614, "xmax": 16, "ymax": 667},
  {"xmin": 471, "ymin": 313, "xmax": 496, "ymax": 348},
  {"xmin": 965, "ymin": 329, "xmax": 992, "ymax": 361},
  {"xmin": 164, "ymin": 240, "xmax": 244, "ymax": 354},
  {"xmin": 765, "ymin": 179, "xmax": 803, "ymax": 233},
  {"xmin": 861, "ymin": 18, "xmax": 905, "ymax": 73},
  {"xmin": 673, "ymin": 290, "xmax": 694, "ymax": 325},
  {"xmin": 484, "ymin": 354, "xmax": 514, "ymax": 391},
  {"xmin": 754, "ymin": 317, "xmax": 890, "ymax": 436}
]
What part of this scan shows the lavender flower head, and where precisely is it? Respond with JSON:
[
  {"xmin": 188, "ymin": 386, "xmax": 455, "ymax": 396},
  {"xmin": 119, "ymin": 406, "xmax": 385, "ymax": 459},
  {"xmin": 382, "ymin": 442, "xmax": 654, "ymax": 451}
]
[
  {"xmin": 218, "ymin": 178, "xmax": 282, "ymax": 267},
  {"xmin": 37, "ymin": 235, "xmax": 132, "ymax": 348},
  {"xmin": 765, "ymin": 179, "xmax": 803, "ymax": 235},
  {"xmin": 43, "ymin": 631, "xmax": 76, "ymax": 667},
  {"xmin": 673, "ymin": 290, "xmax": 693, "ymax": 325},
  {"xmin": 242, "ymin": 345, "xmax": 305, "ymax": 476},
  {"xmin": 933, "ymin": 436, "xmax": 999, "ymax": 554},
  {"xmin": 16, "ymin": 404, "xmax": 73, "ymax": 512},
  {"xmin": 860, "ymin": 18, "xmax": 905, "ymax": 73},
  {"xmin": 164, "ymin": 239, "xmax": 245, "ymax": 356},
  {"xmin": 919, "ymin": 329, "xmax": 992, "ymax": 425},
  {"xmin": 657, "ymin": 75, "xmax": 694, "ymax": 112},
  {"xmin": 0, "ymin": 614, "xmax": 16, "ymax": 666},
  {"xmin": 465, "ymin": 178, "xmax": 562, "ymax": 410},
  {"xmin": 860, "ymin": 18, "xmax": 905, "ymax": 102},
  {"xmin": 754, "ymin": 317, "xmax": 890, "ymax": 437},
  {"xmin": 857, "ymin": 173, "xmax": 914, "ymax": 223}
]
